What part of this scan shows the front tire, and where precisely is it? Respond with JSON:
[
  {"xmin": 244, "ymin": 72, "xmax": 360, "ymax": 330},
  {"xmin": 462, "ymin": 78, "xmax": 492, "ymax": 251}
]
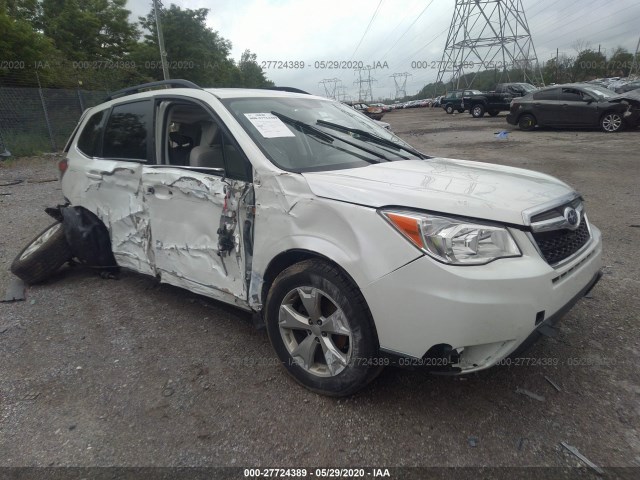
[
  {"xmin": 445, "ymin": 105, "xmax": 454, "ymax": 114},
  {"xmin": 471, "ymin": 104, "xmax": 485, "ymax": 118},
  {"xmin": 265, "ymin": 259, "xmax": 381, "ymax": 396},
  {"xmin": 11, "ymin": 222, "xmax": 72, "ymax": 284},
  {"xmin": 600, "ymin": 112, "xmax": 624, "ymax": 132}
]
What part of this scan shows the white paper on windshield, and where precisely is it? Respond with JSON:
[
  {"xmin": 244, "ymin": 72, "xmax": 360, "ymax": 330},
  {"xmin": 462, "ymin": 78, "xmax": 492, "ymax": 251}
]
[{"xmin": 244, "ymin": 113, "xmax": 295, "ymax": 138}]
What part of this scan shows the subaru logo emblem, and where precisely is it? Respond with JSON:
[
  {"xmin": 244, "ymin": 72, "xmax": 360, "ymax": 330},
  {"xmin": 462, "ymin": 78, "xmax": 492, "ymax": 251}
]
[{"xmin": 564, "ymin": 207, "xmax": 580, "ymax": 230}]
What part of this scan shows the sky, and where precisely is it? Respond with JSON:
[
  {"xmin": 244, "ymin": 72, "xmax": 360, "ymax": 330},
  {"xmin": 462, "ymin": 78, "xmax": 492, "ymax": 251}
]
[{"xmin": 128, "ymin": 0, "xmax": 640, "ymax": 100}]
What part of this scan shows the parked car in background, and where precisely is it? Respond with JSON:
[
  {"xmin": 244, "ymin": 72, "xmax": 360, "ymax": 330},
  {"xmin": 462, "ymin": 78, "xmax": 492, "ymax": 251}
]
[
  {"xmin": 615, "ymin": 80, "xmax": 640, "ymax": 94},
  {"xmin": 462, "ymin": 83, "xmax": 537, "ymax": 118},
  {"xmin": 441, "ymin": 89, "xmax": 482, "ymax": 114},
  {"xmin": 507, "ymin": 83, "xmax": 640, "ymax": 132},
  {"xmin": 370, "ymin": 103, "xmax": 393, "ymax": 112},
  {"xmin": 348, "ymin": 102, "xmax": 385, "ymax": 120}
]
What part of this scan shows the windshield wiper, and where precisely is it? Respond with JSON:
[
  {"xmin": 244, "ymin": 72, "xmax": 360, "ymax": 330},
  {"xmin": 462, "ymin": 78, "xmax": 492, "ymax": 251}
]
[
  {"xmin": 271, "ymin": 111, "xmax": 390, "ymax": 162},
  {"xmin": 316, "ymin": 119, "xmax": 428, "ymax": 159},
  {"xmin": 270, "ymin": 111, "xmax": 335, "ymax": 143}
]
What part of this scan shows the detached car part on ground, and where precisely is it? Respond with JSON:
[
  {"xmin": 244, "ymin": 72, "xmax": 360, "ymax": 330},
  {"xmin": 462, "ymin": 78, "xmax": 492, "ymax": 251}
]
[
  {"xmin": 507, "ymin": 84, "xmax": 640, "ymax": 132},
  {"xmin": 12, "ymin": 80, "xmax": 603, "ymax": 396}
]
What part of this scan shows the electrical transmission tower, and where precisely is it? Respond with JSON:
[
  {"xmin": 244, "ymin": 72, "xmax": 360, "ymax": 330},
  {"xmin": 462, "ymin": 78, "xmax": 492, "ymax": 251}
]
[
  {"xmin": 354, "ymin": 67, "xmax": 376, "ymax": 102},
  {"xmin": 631, "ymin": 34, "xmax": 640, "ymax": 77},
  {"xmin": 318, "ymin": 78, "xmax": 342, "ymax": 99},
  {"xmin": 435, "ymin": 0, "xmax": 543, "ymax": 90},
  {"xmin": 390, "ymin": 72, "xmax": 411, "ymax": 99}
]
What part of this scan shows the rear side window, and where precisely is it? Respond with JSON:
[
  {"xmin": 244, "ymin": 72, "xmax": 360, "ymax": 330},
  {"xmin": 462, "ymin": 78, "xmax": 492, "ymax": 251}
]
[
  {"xmin": 103, "ymin": 101, "xmax": 152, "ymax": 161},
  {"xmin": 533, "ymin": 89, "xmax": 559, "ymax": 101},
  {"xmin": 77, "ymin": 110, "xmax": 105, "ymax": 157}
]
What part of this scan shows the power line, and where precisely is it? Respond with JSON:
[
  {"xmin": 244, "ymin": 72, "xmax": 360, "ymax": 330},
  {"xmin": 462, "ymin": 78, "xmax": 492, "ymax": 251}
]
[
  {"xmin": 380, "ymin": 0, "xmax": 435, "ymax": 61},
  {"xmin": 351, "ymin": 0, "xmax": 385, "ymax": 59}
]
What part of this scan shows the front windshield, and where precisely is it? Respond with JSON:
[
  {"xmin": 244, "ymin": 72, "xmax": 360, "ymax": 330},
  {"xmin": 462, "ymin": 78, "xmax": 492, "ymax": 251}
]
[
  {"xmin": 581, "ymin": 85, "xmax": 616, "ymax": 99},
  {"xmin": 221, "ymin": 96, "xmax": 419, "ymax": 172}
]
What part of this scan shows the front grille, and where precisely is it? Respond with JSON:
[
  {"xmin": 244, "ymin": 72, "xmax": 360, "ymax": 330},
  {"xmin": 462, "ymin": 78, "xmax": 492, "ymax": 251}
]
[{"xmin": 532, "ymin": 220, "xmax": 590, "ymax": 265}]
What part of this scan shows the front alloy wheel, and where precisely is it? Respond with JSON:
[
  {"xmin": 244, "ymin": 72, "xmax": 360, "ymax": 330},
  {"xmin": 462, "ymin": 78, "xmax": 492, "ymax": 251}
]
[
  {"xmin": 601, "ymin": 112, "xmax": 623, "ymax": 132},
  {"xmin": 279, "ymin": 286, "xmax": 351, "ymax": 377},
  {"xmin": 265, "ymin": 259, "xmax": 382, "ymax": 396}
]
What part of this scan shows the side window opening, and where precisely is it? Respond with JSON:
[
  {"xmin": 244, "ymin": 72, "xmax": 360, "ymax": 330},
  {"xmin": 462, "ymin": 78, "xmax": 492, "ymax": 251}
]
[
  {"xmin": 162, "ymin": 101, "xmax": 252, "ymax": 181},
  {"xmin": 77, "ymin": 110, "xmax": 106, "ymax": 157}
]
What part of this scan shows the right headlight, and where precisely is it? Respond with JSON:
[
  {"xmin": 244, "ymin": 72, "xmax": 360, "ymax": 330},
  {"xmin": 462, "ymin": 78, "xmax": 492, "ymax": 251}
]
[{"xmin": 380, "ymin": 209, "xmax": 521, "ymax": 265}]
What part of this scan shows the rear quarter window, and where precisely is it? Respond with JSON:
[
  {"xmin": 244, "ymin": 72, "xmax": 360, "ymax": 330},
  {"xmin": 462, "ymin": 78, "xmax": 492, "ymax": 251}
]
[{"xmin": 77, "ymin": 110, "xmax": 106, "ymax": 157}]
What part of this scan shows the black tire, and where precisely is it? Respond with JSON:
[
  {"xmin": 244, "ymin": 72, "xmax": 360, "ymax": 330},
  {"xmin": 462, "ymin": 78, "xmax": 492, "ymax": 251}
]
[
  {"xmin": 265, "ymin": 259, "xmax": 382, "ymax": 396},
  {"xmin": 471, "ymin": 104, "xmax": 485, "ymax": 118},
  {"xmin": 11, "ymin": 222, "xmax": 72, "ymax": 284},
  {"xmin": 518, "ymin": 114, "xmax": 536, "ymax": 131},
  {"xmin": 457, "ymin": 108, "xmax": 465, "ymax": 113},
  {"xmin": 445, "ymin": 105, "xmax": 454, "ymax": 114},
  {"xmin": 488, "ymin": 110, "xmax": 499, "ymax": 117},
  {"xmin": 600, "ymin": 111, "xmax": 624, "ymax": 132}
]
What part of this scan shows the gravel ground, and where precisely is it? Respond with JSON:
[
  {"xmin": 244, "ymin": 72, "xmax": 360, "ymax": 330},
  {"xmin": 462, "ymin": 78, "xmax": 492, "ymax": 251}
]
[{"xmin": 1, "ymin": 109, "xmax": 639, "ymax": 473}]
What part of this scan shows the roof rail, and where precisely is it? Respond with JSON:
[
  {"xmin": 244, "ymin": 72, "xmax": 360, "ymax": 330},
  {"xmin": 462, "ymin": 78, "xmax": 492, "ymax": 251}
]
[
  {"xmin": 105, "ymin": 79, "xmax": 201, "ymax": 101},
  {"xmin": 260, "ymin": 86, "xmax": 311, "ymax": 95}
]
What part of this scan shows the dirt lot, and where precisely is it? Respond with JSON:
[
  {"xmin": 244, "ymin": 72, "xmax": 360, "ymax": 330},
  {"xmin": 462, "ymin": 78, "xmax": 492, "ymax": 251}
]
[{"xmin": 1, "ymin": 108, "xmax": 639, "ymax": 474}]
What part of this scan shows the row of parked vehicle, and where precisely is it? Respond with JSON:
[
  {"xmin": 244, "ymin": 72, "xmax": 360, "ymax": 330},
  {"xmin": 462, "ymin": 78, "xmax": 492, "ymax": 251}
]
[{"xmin": 439, "ymin": 80, "xmax": 640, "ymax": 133}]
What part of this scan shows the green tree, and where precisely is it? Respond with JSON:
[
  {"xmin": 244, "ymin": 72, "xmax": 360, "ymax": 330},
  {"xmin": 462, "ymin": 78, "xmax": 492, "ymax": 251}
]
[
  {"xmin": 133, "ymin": 4, "xmax": 236, "ymax": 86},
  {"xmin": 0, "ymin": 7, "xmax": 63, "ymax": 86},
  {"xmin": 3, "ymin": 0, "xmax": 40, "ymax": 23},
  {"xmin": 238, "ymin": 50, "xmax": 273, "ymax": 88},
  {"xmin": 606, "ymin": 47, "xmax": 634, "ymax": 77},
  {"xmin": 132, "ymin": 4, "xmax": 273, "ymax": 88},
  {"xmin": 572, "ymin": 49, "xmax": 606, "ymax": 81},
  {"xmin": 39, "ymin": 0, "xmax": 138, "ymax": 61}
]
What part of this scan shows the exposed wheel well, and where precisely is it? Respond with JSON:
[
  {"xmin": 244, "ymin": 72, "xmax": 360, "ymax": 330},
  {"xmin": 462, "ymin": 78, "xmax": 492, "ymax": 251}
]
[{"xmin": 259, "ymin": 249, "xmax": 362, "ymax": 314}]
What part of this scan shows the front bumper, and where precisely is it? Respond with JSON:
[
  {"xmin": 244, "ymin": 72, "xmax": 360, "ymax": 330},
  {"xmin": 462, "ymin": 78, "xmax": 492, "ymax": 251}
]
[{"xmin": 362, "ymin": 225, "xmax": 602, "ymax": 372}]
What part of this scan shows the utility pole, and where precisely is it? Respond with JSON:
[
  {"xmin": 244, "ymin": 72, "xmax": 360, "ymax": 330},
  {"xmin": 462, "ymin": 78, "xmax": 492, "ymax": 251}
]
[
  {"xmin": 354, "ymin": 67, "xmax": 376, "ymax": 102},
  {"xmin": 318, "ymin": 78, "xmax": 342, "ymax": 100},
  {"xmin": 390, "ymin": 72, "xmax": 411, "ymax": 100},
  {"xmin": 153, "ymin": 0, "xmax": 170, "ymax": 80},
  {"xmin": 631, "ymin": 34, "xmax": 640, "ymax": 77},
  {"xmin": 436, "ymin": 0, "xmax": 543, "ymax": 89}
]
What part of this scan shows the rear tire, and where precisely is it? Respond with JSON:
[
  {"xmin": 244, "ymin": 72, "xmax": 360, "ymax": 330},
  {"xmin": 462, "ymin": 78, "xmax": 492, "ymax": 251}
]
[
  {"xmin": 600, "ymin": 112, "xmax": 624, "ymax": 132},
  {"xmin": 488, "ymin": 110, "xmax": 499, "ymax": 117},
  {"xmin": 518, "ymin": 114, "xmax": 536, "ymax": 131},
  {"xmin": 471, "ymin": 104, "xmax": 485, "ymax": 118},
  {"xmin": 457, "ymin": 108, "xmax": 465, "ymax": 113},
  {"xmin": 11, "ymin": 222, "xmax": 72, "ymax": 284},
  {"xmin": 265, "ymin": 259, "xmax": 382, "ymax": 396}
]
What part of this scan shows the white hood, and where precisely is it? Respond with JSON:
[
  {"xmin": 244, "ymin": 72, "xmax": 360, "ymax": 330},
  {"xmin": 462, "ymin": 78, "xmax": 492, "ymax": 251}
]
[{"xmin": 302, "ymin": 158, "xmax": 574, "ymax": 226}]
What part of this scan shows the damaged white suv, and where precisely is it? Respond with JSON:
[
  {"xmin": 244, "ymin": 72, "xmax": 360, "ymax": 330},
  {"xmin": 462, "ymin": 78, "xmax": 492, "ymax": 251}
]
[{"xmin": 13, "ymin": 80, "xmax": 602, "ymax": 396}]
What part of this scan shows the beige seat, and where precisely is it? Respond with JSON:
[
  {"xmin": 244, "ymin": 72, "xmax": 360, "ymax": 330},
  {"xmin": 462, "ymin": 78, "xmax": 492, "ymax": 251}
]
[{"xmin": 189, "ymin": 122, "xmax": 224, "ymax": 168}]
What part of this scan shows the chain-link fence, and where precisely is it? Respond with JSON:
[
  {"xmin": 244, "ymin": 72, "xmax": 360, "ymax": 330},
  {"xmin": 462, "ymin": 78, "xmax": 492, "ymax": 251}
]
[{"xmin": 0, "ymin": 70, "xmax": 110, "ymax": 157}]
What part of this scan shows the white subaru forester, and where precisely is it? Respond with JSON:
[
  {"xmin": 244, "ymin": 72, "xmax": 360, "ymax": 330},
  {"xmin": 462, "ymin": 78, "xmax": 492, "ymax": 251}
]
[{"xmin": 12, "ymin": 80, "xmax": 602, "ymax": 396}]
